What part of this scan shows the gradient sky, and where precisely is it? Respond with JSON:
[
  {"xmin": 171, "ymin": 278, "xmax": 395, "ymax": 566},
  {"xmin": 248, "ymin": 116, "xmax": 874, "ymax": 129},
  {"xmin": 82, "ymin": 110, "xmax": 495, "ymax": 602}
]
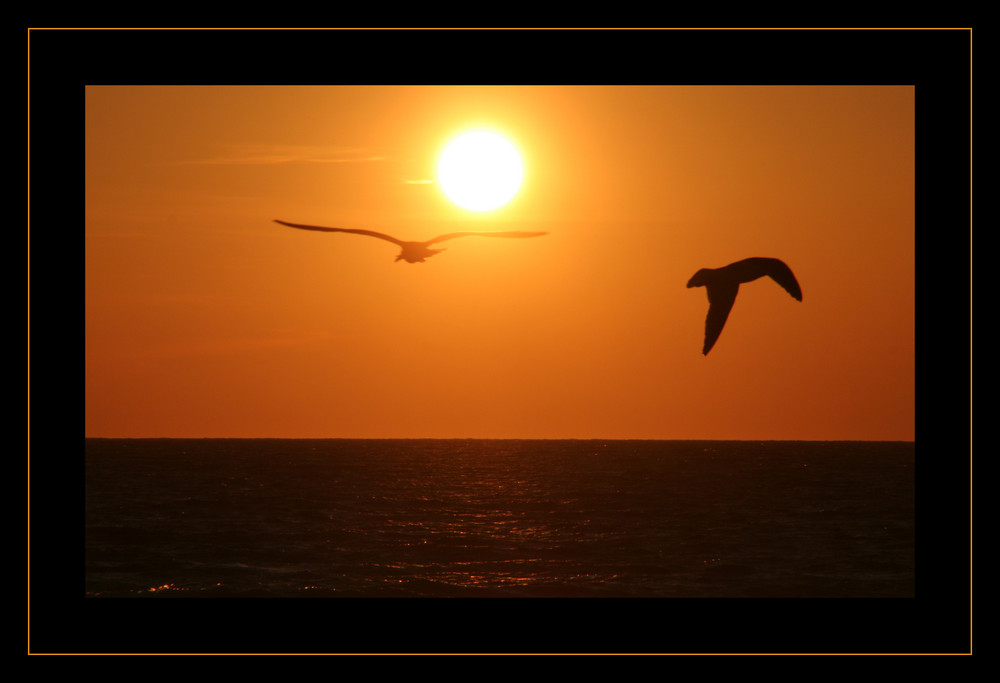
[{"xmin": 84, "ymin": 85, "xmax": 914, "ymax": 440}]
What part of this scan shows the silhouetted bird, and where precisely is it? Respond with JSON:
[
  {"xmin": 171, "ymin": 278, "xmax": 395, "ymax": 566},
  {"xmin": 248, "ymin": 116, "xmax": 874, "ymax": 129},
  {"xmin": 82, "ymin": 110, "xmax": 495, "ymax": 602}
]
[
  {"xmin": 275, "ymin": 220, "xmax": 547, "ymax": 263},
  {"xmin": 686, "ymin": 257, "xmax": 802, "ymax": 355}
]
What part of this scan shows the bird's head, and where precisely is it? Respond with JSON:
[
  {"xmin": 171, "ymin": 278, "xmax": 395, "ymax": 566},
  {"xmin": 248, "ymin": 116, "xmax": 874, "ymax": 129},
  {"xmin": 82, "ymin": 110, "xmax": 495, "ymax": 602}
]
[{"xmin": 686, "ymin": 268, "xmax": 712, "ymax": 288}]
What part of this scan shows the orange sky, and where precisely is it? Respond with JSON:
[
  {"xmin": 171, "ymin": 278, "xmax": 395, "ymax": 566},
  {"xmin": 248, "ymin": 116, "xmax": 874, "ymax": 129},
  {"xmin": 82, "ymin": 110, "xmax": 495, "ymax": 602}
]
[{"xmin": 84, "ymin": 85, "xmax": 915, "ymax": 440}]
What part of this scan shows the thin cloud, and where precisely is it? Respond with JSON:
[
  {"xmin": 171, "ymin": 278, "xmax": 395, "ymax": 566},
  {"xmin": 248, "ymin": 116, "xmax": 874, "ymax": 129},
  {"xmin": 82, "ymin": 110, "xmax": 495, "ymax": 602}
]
[
  {"xmin": 187, "ymin": 144, "xmax": 388, "ymax": 166},
  {"xmin": 183, "ymin": 144, "xmax": 437, "ymax": 187}
]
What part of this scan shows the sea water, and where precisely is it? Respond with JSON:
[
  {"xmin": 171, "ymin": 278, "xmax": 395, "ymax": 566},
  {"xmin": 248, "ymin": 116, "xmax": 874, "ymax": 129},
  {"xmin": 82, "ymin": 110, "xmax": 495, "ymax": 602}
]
[{"xmin": 84, "ymin": 439, "xmax": 914, "ymax": 599}]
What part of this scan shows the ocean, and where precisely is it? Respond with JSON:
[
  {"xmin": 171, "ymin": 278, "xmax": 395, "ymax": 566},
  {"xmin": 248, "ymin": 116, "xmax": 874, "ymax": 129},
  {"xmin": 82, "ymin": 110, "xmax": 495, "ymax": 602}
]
[{"xmin": 85, "ymin": 439, "xmax": 914, "ymax": 600}]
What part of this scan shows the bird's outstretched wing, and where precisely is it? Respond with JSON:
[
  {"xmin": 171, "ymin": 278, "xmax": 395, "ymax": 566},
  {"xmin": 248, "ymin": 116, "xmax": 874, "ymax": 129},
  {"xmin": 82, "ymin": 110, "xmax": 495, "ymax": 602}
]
[
  {"xmin": 425, "ymin": 231, "xmax": 548, "ymax": 245},
  {"xmin": 274, "ymin": 220, "xmax": 404, "ymax": 246},
  {"xmin": 747, "ymin": 257, "xmax": 802, "ymax": 301},
  {"xmin": 703, "ymin": 281, "xmax": 740, "ymax": 355}
]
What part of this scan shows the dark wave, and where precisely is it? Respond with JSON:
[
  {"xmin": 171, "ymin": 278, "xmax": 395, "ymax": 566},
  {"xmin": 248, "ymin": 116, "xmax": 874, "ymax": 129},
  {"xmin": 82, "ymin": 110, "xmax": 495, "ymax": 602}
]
[{"xmin": 85, "ymin": 439, "xmax": 914, "ymax": 598}]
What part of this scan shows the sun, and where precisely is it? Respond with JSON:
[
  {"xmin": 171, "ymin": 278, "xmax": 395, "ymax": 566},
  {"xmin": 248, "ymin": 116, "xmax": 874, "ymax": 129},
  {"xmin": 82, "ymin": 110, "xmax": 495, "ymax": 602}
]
[{"xmin": 437, "ymin": 130, "xmax": 524, "ymax": 212}]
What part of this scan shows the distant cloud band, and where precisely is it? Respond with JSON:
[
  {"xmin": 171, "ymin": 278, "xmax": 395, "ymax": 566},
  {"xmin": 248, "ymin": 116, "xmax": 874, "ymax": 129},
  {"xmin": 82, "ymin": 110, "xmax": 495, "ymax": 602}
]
[{"xmin": 187, "ymin": 145, "xmax": 388, "ymax": 166}]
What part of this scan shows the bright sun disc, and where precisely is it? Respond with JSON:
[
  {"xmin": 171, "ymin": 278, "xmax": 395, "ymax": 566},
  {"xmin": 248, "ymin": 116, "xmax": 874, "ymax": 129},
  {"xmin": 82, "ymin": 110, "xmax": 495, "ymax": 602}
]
[{"xmin": 437, "ymin": 130, "xmax": 524, "ymax": 211}]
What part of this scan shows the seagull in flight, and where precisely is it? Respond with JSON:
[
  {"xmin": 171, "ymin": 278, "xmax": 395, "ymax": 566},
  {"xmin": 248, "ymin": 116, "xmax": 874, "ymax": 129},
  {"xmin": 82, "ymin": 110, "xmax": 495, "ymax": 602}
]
[
  {"xmin": 275, "ymin": 220, "xmax": 547, "ymax": 263},
  {"xmin": 686, "ymin": 257, "xmax": 802, "ymax": 355}
]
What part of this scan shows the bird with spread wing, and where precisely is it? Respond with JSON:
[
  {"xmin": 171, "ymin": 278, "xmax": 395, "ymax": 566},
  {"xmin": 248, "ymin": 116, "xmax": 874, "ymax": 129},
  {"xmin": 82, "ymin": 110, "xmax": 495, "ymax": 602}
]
[
  {"xmin": 275, "ymin": 220, "xmax": 547, "ymax": 263},
  {"xmin": 686, "ymin": 257, "xmax": 802, "ymax": 355}
]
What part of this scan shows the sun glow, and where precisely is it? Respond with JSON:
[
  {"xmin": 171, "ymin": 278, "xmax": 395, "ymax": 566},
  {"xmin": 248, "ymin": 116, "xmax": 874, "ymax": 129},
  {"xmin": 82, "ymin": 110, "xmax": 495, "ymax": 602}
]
[{"xmin": 437, "ymin": 130, "xmax": 524, "ymax": 212}]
